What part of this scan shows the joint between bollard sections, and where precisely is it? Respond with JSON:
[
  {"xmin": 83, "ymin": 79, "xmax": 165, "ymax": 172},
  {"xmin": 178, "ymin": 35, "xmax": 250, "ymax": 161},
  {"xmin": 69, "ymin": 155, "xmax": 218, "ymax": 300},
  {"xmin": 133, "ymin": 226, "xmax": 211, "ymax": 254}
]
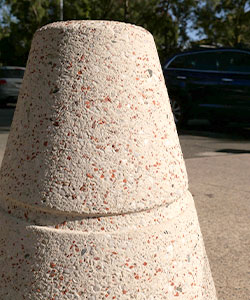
[{"xmin": 0, "ymin": 190, "xmax": 191, "ymax": 233}]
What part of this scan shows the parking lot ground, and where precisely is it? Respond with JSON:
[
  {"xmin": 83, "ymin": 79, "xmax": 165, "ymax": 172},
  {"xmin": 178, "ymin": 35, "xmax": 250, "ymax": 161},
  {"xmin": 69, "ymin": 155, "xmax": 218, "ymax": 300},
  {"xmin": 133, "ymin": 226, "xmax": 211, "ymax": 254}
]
[
  {"xmin": 179, "ymin": 120, "xmax": 250, "ymax": 159},
  {"xmin": 186, "ymin": 154, "xmax": 250, "ymax": 300},
  {"xmin": 0, "ymin": 133, "xmax": 8, "ymax": 166}
]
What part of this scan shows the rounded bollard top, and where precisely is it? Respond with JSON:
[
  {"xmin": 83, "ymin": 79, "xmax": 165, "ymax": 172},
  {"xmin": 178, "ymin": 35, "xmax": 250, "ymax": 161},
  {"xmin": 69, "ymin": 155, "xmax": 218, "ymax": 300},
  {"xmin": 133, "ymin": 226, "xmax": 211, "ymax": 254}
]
[
  {"xmin": 37, "ymin": 20, "xmax": 152, "ymax": 35},
  {"xmin": 0, "ymin": 20, "xmax": 187, "ymax": 216}
]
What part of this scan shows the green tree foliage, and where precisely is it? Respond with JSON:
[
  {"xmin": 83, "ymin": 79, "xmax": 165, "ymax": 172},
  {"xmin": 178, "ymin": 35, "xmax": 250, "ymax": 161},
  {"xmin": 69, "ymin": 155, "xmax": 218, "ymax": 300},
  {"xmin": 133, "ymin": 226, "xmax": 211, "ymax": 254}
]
[
  {"xmin": 151, "ymin": 0, "xmax": 196, "ymax": 60},
  {"xmin": 88, "ymin": 0, "xmax": 123, "ymax": 20},
  {"xmin": 0, "ymin": 1, "xmax": 11, "ymax": 66},
  {"xmin": 193, "ymin": 0, "xmax": 250, "ymax": 47},
  {"xmin": 0, "ymin": 0, "xmax": 92, "ymax": 65},
  {"xmin": 0, "ymin": 0, "xmax": 49, "ymax": 65}
]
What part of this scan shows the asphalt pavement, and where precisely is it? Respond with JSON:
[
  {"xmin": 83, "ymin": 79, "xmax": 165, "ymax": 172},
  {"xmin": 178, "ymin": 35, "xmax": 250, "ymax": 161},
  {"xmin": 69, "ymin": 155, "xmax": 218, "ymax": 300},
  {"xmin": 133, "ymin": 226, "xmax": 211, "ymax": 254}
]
[
  {"xmin": 0, "ymin": 109, "xmax": 249, "ymax": 300},
  {"xmin": 186, "ymin": 154, "xmax": 250, "ymax": 300},
  {"xmin": 179, "ymin": 120, "xmax": 250, "ymax": 159}
]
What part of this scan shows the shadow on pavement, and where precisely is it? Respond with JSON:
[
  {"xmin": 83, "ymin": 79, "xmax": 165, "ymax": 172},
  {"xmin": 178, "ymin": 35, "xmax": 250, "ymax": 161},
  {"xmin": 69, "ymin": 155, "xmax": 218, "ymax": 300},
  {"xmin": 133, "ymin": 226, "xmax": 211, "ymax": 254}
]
[
  {"xmin": 216, "ymin": 149, "xmax": 250, "ymax": 154},
  {"xmin": 178, "ymin": 119, "xmax": 250, "ymax": 142}
]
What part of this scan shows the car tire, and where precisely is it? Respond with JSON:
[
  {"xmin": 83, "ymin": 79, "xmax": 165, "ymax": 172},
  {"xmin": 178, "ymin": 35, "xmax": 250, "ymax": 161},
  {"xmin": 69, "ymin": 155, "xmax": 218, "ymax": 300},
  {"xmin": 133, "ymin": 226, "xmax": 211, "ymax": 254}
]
[{"xmin": 169, "ymin": 97, "xmax": 187, "ymax": 128}]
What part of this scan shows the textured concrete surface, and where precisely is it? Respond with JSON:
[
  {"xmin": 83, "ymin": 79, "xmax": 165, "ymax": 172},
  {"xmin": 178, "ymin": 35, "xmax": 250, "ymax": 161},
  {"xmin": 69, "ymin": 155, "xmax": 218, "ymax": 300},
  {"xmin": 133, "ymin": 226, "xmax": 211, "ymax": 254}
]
[
  {"xmin": 0, "ymin": 21, "xmax": 187, "ymax": 214},
  {"xmin": 0, "ymin": 21, "xmax": 216, "ymax": 299},
  {"xmin": 186, "ymin": 154, "xmax": 250, "ymax": 300},
  {"xmin": 0, "ymin": 135, "xmax": 249, "ymax": 299},
  {"xmin": 1, "ymin": 139, "xmax": 249, "ymax": 299}
]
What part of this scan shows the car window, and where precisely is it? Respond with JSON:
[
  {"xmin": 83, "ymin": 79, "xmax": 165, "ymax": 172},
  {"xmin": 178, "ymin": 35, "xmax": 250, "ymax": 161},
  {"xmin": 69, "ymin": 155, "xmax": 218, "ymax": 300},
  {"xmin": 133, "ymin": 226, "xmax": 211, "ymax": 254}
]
[
  {"xmin": 217, "ymin": 51, "xmax": 250, "ymax": 73},
  {"xmin": 0, "ymin": 69, "xmax": 25, "ymax": 78},
  {"xmin": 167, "ymin": 54, "xmax": 198, "ymax": 69},
  {"xmin": 192, "ymin": 52, "xmax": 218, "ymax": 71},
  {"xmin": 183, "ymin": 54, "xmax": 196, "ymax": 69},
  {"xmin": 167, "ymin": 52, "xmax": 218, "ymax": 71},
  {"xmin": 167, "ymin": 55, "xmax": 187, "ymax": 69}
]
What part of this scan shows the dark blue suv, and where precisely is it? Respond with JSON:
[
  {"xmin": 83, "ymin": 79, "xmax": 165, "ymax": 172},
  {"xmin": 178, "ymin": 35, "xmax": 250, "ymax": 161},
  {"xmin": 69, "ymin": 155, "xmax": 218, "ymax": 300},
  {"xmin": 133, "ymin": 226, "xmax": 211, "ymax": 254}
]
[{"xmin": 163, "ymin": 48, "xmax": 250, "ymax": 127}]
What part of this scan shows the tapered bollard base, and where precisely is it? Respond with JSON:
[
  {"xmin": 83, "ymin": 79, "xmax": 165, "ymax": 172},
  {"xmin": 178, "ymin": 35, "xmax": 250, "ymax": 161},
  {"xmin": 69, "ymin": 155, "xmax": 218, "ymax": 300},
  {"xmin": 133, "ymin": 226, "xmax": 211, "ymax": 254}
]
[
  {"xmin": 0, "ymin": 21, "xmax": 217, "ymax": 299},
  {"xmin": 0, "ymin": 191, "xmax": 216, "ymax": 299}
]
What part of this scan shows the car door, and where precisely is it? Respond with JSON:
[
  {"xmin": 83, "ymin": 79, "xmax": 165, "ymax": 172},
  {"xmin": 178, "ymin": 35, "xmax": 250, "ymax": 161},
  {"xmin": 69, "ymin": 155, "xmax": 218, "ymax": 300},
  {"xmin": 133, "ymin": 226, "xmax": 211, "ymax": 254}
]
[
  {"xmin": 183, "ymin": 51, "xmax": 222, "ymax": 116},
  {"xmin": 163, "ymin": 54, "xmax": 190, "ymax": 104},
  {"xmin": 216, "ymin": 50, "xmax": 250, "ymax": 122},
  {"xmin": 163, "ymin": 51, "xmax": 221, "ymax": 119}
]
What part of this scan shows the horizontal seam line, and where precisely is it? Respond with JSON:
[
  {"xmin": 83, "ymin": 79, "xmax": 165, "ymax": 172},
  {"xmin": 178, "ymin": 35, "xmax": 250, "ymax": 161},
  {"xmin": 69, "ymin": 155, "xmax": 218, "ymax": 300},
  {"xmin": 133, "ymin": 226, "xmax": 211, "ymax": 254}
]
[{"xmin": 0, "ymin": 191, "xmax": 188, "ymax": 220}]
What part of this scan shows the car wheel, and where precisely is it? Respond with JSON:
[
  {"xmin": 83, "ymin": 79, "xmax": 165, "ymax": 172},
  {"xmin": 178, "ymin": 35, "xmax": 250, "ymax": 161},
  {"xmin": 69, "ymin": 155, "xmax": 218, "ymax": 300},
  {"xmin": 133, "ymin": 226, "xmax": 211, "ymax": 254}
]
[{"xmin": 170, "ymin": 98, "xmax": 187, "ymax": 127}]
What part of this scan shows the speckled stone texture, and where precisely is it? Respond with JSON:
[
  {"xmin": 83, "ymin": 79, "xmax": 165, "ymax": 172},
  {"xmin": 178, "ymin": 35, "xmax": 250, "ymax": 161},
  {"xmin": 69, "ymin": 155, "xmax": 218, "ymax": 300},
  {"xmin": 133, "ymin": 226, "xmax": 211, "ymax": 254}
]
[{"xmin": 0, "ymin": 21, "xmax": 217, "ymax": 299}]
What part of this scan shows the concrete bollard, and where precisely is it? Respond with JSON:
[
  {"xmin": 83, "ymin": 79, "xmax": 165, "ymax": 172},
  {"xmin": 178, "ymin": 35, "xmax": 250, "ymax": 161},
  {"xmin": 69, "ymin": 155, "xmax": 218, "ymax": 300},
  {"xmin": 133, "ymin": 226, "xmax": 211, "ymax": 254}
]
[{"xmin": 0, "ymin": 21, "xmax": 217, "ymax": 299}]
